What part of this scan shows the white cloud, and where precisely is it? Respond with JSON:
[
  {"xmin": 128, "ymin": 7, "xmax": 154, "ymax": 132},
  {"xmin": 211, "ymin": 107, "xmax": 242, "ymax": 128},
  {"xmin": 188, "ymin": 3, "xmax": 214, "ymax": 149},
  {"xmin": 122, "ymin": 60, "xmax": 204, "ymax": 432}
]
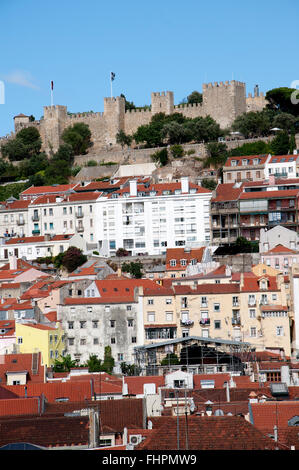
[{"xmin": 2, "ymin": 70, "xmax": 39, "ymax": 90}]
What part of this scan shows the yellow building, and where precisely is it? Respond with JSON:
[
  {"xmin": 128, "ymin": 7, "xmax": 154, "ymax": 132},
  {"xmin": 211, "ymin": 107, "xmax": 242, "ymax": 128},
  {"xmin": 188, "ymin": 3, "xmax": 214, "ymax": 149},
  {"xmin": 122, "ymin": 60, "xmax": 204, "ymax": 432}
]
[
  {"xmin": 15, "ymin": 322, "xmax": 65, "ymax": 367},
  {"xmin": 141, "ymin": 269, "xmax": 292, "ymax": 357}
]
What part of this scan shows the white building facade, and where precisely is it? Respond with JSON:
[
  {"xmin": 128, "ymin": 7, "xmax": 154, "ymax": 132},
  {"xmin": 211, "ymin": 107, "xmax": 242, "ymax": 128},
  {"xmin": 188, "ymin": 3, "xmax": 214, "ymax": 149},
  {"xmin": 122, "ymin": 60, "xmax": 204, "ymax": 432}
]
[{"xmin": 95, "ymin": 178, "xmax": 212, "ymax": 257}]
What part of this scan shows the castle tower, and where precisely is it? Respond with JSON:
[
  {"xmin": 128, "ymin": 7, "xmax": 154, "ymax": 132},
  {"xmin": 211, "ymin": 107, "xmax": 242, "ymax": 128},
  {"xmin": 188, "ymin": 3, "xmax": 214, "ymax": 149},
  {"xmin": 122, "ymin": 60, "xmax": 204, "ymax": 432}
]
[
  {"xmin": 103, "ymin": 96, "xmax": 125, "ymax": 145},
  {"xmin": 13, "ymin": 113, "xmax": 30, "ymax": 133},
  {"xmin": 151, "ymin": 91, "xmax": 174, "ymax": 115},
  {"xmin": 41, "ymin": 105, "xmax": 68, "ymax": 154},
  {"xmin": 202, "ymin": 81, "xmax": 246, "ymax": 129}
]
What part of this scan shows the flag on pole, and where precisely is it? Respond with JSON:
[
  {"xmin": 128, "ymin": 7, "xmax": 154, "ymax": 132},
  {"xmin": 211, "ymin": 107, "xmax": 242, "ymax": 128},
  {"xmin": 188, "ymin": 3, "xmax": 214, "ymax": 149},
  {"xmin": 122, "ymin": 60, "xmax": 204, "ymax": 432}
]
[
  {"xmin": 111, "ymin": 72, "xmax": 115, "ymax": 81},
  {"xmin": 51, "ymin": 80, "xmax": 54, "ymax": 90}
]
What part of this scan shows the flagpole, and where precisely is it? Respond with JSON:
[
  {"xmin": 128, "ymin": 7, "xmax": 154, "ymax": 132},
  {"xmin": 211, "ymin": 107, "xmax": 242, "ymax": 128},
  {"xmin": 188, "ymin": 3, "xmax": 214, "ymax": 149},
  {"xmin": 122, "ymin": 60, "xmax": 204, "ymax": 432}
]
[
  {"xmin": 110, "ymin": 72, "xmax": 113, "ymax": 98},
  {"xmin": 51, "ymin": 81, "xmax": 54, "ymax": 107}
]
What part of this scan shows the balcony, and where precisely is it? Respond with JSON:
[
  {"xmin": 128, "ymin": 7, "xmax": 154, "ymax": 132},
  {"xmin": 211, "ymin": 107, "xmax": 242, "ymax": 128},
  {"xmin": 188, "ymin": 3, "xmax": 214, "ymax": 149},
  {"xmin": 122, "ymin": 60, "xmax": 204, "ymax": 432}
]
[
  {"xmin": 76, "ymin": 212, "xmax": 84, "ymax": 218},
  {"xmin": 17, "ymin": 219, "xmax": 25, "ymax": 225},
  {"xmin": 76, "ymin": 226, "xmax": 84, "ymax": 232},
  {"xmin": 180, "ymin": 319, "xmax": 194, "ymax": 327},
  {"xmin": 199, "ymin": 318, "xmax": 210, "ymax": 326},
  {"xmin": 32, "ymin": 229, "xmax": 40, "ymax": 235},
  {"xmin": 232, "ymin": 317, "xmax": 241, "ymax": 326},
  {"xmin": 32, "ymin": 215, "xmax": 39, "ymax": 222}
]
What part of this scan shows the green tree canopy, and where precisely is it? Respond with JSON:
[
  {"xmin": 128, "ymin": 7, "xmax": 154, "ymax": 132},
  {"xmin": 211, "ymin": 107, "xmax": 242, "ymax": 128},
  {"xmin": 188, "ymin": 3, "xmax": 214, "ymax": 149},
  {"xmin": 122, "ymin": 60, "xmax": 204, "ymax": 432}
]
[
  {"xmin": 231, "ymin": 111, "xmax": 271, "ymax": 138},
  {"xmin": 102, "ymin": 346, "xmax": 115, "ymax": 374},
  {"xmin": 122, "ymin": 261, "xmax": 143, "ymax": 278},
  {"xmin": 60, "ymin": 246, "xmax": 87, "ymax": 273},
  {"xmin": 53, "ymin": 354, "xmax": 79, "ymax": 372},
  {"xmin": 270, "ymin": 131, "xmax": 290, "ymax": 155},
  {"xmin": 116, "ymin": 130, "xmax": 132, "ymax": 148},
  {"xmin": 187, "ymin": 90, "xmax": 202, "ymax": 104},
  {"xmin": 266, "ymin": 87, "xmax": 299, "ymax": 116},
  {"xmin": 62, "ymin": 122, "xmax": 92, "ymax": 155}
]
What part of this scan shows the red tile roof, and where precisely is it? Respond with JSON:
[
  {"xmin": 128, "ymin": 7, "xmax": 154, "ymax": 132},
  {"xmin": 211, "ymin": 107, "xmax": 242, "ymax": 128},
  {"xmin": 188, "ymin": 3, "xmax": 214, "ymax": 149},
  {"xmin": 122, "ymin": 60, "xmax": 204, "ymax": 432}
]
[
  {"xmin": 239, "ymin": 189, "xmax": 299, "ymax": 200},
  {"xmin": 165, "ymin": 247, "xmax": 205, "ymax": 271},
  {"xmin": 0, "ymin": 353, "xmax": 45, "ymax": 384},
  {"xmin": 136, "ymin": 415, "xmax": 283, "ymax": 450},
  {"xmin": 224, "ymin": 155, "xmax": 269, "ymax": 167},
  {"xmin": 20, "ymin": 183, "xmax": 78, "ymax": 197},
  {"xmin": 107, "ymin": 182, "xmax": 211, "ymax": 198},
  {"xmin": 0, "ymin": 397, "xmax": 40, "ymax": 417},
  {"xmin": 241, "ymin": 274, "xmax": 278, "ymax": 292},
  {"xmin": 0, "ymin": 200, "xmax": 31, "ymax": 210},
  {"xmin": 212, "ymin": 183, "xmax": 243, "ymax": 202},
  {"xmin": 124, "ymin": 376, "xmax": 165, "ymax": 395},
  {"xmin": 31, "ymin": 191, "xmax": 101, "ymax": 205},
  {"xmin": 263, "ymin": 244, "xmax": 298, "ymax": 255},
  {"xmin": 5, "ymin": 234, "xmax": 74, "ymax": 244},
  {"xmin": 250, "ymin": 401, "xmax": 299, "ymax": 431}
]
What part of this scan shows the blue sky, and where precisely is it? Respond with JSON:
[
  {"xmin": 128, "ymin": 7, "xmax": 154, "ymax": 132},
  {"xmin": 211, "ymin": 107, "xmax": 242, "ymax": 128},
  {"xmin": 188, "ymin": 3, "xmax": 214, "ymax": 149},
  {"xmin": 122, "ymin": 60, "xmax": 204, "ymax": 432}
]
[{"xmin": 0, "ymin": 0, "xmax": 298, "ymax": 136}]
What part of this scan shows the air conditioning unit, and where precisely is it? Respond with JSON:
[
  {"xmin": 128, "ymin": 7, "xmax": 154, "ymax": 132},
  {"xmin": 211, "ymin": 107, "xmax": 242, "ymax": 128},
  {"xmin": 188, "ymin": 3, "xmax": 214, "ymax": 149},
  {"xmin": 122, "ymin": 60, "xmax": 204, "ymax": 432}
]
[{"xmin": 129, "ymin": 434, "xmax": 142, "ymax": 445}]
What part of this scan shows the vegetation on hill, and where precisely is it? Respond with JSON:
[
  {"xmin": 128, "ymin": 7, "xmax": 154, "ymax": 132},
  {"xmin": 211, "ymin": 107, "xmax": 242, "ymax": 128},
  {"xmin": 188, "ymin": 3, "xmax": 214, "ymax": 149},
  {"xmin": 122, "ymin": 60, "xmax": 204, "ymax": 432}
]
[{"xmin": 133, "ymin": 112, "xmax": 223, "ymax": 148}]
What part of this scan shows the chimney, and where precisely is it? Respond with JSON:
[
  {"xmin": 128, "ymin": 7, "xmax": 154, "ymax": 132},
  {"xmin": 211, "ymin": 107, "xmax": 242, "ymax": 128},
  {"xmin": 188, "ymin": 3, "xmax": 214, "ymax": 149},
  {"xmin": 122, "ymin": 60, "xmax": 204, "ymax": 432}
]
[
  {"xmin": 117, "ymin": 267, "xmax": 122, "ymax": 277},
  {"xmin": 268, "ymin": 174, "xmax": 275, "ymax": 186},
  {"xmin": 129, "ymin": 180, "xmax": 137, "ymax": 197},
  {"xmin": 9, "ymin": 255, "xmax": 17, "ymax": 270},
  {"xmin": 226, "ymin": 382, "xmax": 230, "ymax": 402},
  {"xmin": 181, "ymin": 177, "xmax": 189, "ymax": 194}
]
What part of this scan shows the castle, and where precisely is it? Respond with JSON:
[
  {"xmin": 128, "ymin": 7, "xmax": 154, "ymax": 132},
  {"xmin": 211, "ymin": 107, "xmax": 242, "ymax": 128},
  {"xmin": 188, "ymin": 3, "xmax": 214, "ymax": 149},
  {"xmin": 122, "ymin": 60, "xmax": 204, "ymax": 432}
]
[{"xmin": 12, "ymin": 81, "xmax": 266, "ymax": 155}]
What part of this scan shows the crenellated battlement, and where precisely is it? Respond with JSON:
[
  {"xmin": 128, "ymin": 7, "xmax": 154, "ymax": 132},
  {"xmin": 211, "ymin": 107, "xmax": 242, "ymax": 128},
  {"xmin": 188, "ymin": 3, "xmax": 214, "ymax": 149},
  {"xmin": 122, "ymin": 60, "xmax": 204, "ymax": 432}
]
[
  {"xmin": 68, "ymin": 111, "xmax": 104, "ymax": 119},
  {"xmin": 174, "ymin": 102, "xmax": 202, "ymax": 109},
  {"xmin": 125, "ymin": 108, "xmax": 151, "ymax": 114},
  {"xmin": 202, "ymin": 80, "xmax": 245, "ymax": 89}
]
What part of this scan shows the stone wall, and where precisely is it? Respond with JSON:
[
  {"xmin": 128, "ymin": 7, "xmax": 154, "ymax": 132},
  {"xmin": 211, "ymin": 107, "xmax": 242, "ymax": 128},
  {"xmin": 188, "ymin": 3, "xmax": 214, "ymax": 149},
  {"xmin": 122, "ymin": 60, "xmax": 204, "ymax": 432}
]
[{"xmin": 9, "ymin": 80, "xmax": 268, "ymax": 157}]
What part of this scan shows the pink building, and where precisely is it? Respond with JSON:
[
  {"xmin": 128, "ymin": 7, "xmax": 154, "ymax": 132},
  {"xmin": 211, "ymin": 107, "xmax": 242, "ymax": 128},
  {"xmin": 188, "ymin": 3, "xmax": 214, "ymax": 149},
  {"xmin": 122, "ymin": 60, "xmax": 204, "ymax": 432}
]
[{"xmin": 261, "ymin": 244, "xmax": 299, "ymax": 274}]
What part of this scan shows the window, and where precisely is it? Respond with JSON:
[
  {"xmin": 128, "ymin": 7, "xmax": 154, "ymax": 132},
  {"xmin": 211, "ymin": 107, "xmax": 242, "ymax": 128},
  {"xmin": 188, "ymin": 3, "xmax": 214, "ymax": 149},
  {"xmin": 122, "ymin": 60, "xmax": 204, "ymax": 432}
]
[
  {"xmin": 49, "ymin": 222, "xmax": 54, "ymax": 230},
  {"xmin": 68, "ymin": 338, "xmax": 74, "ymax": 346},
  {"xmin": 170, "ymin": 260, "xmax": 176, "ymax": 267},
  {"xmin": 214, "ymin": 320, "xmax": 221, "ymax": 329},
  {"xmin": 128, "ymin": 319, "xmax": 133, "ymax": 327},
  {"xmin": 132, "ymin": 336, "xmax": 137, "ymax": 343},
  {"xmin": 68, "ymin": 322, "xmax": 74, "ymax": 329},
  {"xmin": 126, "ymin": 305, "xmax": 132, "ymax": 311},
  {"xmin": 250, "ymin": 327, "xmax": 256, "ymax": 337},
  {"xmin": 147, "ymin": 312, "xmax": 155, "ymax": 323},
  {"xmin": 105, "ymin": 305, "xmax": 110, "ymax": 312},
  {"xmin": 214, "ymin": 303, "xmax": 220, "ymax": 312},
  {"xmin": 148, "ymin": 299, "xmax": 154, "ymax": 305},
  {"xmin": 63, "ymin": 207, "xmax": 67, "ymax": 215},
  {"xmin": 80, "ymin": 338, "xmax": 86, "ymax": 345},
  {"xmin": 181, "ymin": 297, "xmax": 188, "ymax": 308},
  {"xmin": 110, "ymin": 320, "xmax": 115, "ymax": 328},
  {"xmin": 111, "ymin": 337, "xmax": 116, "ymax": 344},
  {"xmin": 92, "ymin": 321, "xmax": 98, "ymax": 328},
  {"xmin": 17, "ymin": 337, "xmax": 23, "ymax": 344},
  {"xmin": 249, "ymin": 309, "xmax": 256, "ymax": 319},
  {"xmin": 93, "ymin": 338, "xmax": 99, "ymax": 345},
  {"xmin": 80, "ymin": 321, "xmax": 86, "ymax": 329},
  {"xmin": 118, "ymin": 353, "xmax": 124, "ymax": 361},
  {"xmin": 87, "ymin": 306, "xmax": 93, "ymax": 313},
  {"xmin": 166, "ymin": 312, "xmax": 173, "ymax": 322},
  {"xmin": 201, "ymin": 329, "xmax": 209, "ymax": 338},
  {"xmin": 276, "ymin": 326, "xmax": 284, "ymax": 336},
  {"xmin": 174, "ymin": 380, "xmax": 185, "ymax": 388},
  {"xmin": 166, "ymin": 298, "xmax": 172, "ymax": 305},
  {"xmin": 232, "ymin": 296, "xmax": 239, "ymax": 306},
  {"xmin": 201, "ymin": 297, "xmax": 208, "ymax": 307}
]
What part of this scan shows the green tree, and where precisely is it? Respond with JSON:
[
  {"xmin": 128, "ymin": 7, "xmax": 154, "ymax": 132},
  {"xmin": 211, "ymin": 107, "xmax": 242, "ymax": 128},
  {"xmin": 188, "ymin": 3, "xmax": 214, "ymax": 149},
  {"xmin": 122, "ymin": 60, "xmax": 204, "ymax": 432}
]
[
  {"xmin": 229, "ymin": 140, "xmax": 270, "ymax": 156},
  {"xmin": 170, "ymin": 144, "xmax": 184, "ymax": 158},
  {"xmin": 161, "ymin": 353, "xmax": 180, "ymax": 366},
  {"xmin": 86, "ymin": 354, "xmax": 103, "ymax": 372},
  {"xmin": 120, "ymin": 362, "xmax": 141, "ymax": 376},
  {"xmin": 151, "ymin": 148, "xmax": 168, "ymax": 166},
  {"xmin": 270, "ymin": 131, "xmax": 290, "ymax": 155},
  {"xmin": 102, "ymin": 346, "xmax": 115, "ymax": 374},
  {"xmin": 266, "ymin": 87, "xmax": 299, "ymax": 116},
  {"xmin": 116, "ymin": 130, "xmax": 132, "ymax": 148},
  {"xmin": 272, "ymin": 112, "xmax": 298, "ymax": 133},
  {"xmin": 62, "ymin": 122, "xmax": 92, "ymax": 155},
  {"xmin": 16, "ymin": 127, "xmax": 42, "ymax": 156},
  {"xmin": 201, "ymin": 178, "xmax": 217, "ymax": 190},
  {"xmin": 231, "ymin": 111, "xmax": 271, "ymax": 138},
  {"xmin": 187, "ymin": 90, "xmax": 202, "ymax": 104},
  {"xmin": 203, "ymin": 142, "xmax": 228, "ymax": 168},
  {"xmin": 161, "ymin": 122, "xmax": 189, "ymax": 145},
  {"xmin": 53, "ymin": 354, "xmax": 79, "ymax": 372},
  {"xmin": 1, "ymin": 138, "xmax": 27, "ymax": 161},
  {"xmin": 122, "ymin": 261, "xmax": 143, "ymax": 278},
  {"xmin": 60, "ymin": 246, "xmax": 87, "ymax": 273},
  {"xmin": 120, "ymin": 94, "xmax": 136, "ymax": 111}
]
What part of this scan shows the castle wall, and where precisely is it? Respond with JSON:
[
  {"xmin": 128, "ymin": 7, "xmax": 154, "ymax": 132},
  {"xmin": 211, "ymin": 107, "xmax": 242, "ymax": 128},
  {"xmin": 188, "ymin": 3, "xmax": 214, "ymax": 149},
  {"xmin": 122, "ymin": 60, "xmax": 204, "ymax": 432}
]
[
  {"xmin": 124, "ymin": 108, "xmax": 152, "ymax": 135},
  {"xmin": 246, "ymin": 93, "xmax": 267, "ymax": 112}
]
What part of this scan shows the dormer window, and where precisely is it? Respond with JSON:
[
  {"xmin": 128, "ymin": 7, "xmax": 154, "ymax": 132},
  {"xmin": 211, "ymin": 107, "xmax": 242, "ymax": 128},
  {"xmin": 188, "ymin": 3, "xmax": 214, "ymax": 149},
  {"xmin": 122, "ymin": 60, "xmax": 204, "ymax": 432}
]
[
  {"xmin": 180, "ymin": 259, "xmax": 187, "ymax": 266},
  {"xmin": 231, "ymin": 160, "xmax": 237, "ymax": 167},
  {"xmin": 259, "ymin": 278, "xmax": 269, "ymax": 290},
  {"xmin": 242, "ymin": 159, "xmax": 248, "ymax": 166},
  {"xmin": 253, "ymin": 158, "xmax": 259, "ymax": 165},
  {"xmin": 170, "ymin": 259, "xmax": 176, "ymax": 267}
]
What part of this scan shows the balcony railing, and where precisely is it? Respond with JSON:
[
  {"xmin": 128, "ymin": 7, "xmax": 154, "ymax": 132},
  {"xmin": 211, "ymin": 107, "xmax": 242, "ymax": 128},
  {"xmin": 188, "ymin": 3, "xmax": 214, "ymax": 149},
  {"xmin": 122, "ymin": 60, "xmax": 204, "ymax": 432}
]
[
  {"xmin": 17, "ymin": 219, "xmax": 25, "ymax": 225},
  {"xmin": 32, "ymin": 229, "xmax": 40, "ymax": 235},
  {"xmin": 199, "ymin": 318, "xmax": 210, "ymax": 326},
  {"xmin": 232, "ymin": 317, "xmax": 241, "ymax": 326},
  {"xmin": 76, "ymin": 212, "xmax": 84, "ymax": 218},
  {"xmin": 76, "ymin": 226, "xmax": 84, "ymax": 232},
  {"xmin": 32, "ymin": 215, "xmax": 39, "ymax": 221},
  {"xmin": 180, "ymin": 319, "xmax": 194, "ymax": 327}
]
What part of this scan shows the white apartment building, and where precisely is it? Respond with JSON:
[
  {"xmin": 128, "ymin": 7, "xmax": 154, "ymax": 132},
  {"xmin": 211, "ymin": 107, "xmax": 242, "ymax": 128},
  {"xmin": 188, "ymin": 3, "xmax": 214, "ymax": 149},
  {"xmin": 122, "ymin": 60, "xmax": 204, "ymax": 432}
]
[
  {"xmin": 94, "ymin": 177, "xmax": 212, "ymax": 257},
  {"xmin": 0, "ymin": 198, "xmax": 31, "ymax": 239},
  {"xmin": 264, "ymin": 154, "xmax": 299, "ymax": 180},
  {"xmin": 0, "ymin": 233, "xmax": 86, "ymax": 261},
  {"xmin": 27, "ymin": 192, "xmax": 101, "ymax": 247}
]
